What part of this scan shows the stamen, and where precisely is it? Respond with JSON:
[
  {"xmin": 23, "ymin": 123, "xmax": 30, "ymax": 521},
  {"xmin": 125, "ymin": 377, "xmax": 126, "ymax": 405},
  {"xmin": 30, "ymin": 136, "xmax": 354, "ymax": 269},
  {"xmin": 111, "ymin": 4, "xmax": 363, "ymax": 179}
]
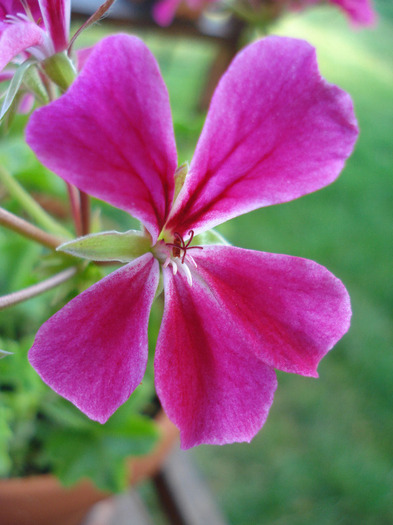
[
  {"xmin": 5, "ymin": 13, "xmax": 30, "ymax": 24},
  {"xmin": 170, "ymin": 260, "xmax": 178, "ymax": 275},
  {"xmin": 163, "ymin": 256, "xmax": 178, "ymax": 276},
  {"xmin": 165, "ymin": 230, "xmax": 203, "ymax": 264},
  {"xmin": 185, "ymin": 254, "xmax": 197, "ymax": 268},
  {"xmin": 178, "ymin": 261, "xmax": 193, "ymax": 286}
]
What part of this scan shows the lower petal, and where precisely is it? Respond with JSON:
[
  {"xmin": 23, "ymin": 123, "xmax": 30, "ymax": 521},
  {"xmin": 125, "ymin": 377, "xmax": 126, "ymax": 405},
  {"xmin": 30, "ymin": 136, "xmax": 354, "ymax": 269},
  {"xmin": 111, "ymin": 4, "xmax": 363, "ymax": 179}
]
[
  {"xmin": 29, "ymin": 254, "xmax": 159, "ymax": 423},
  {"xmin": 155, "ymin": 267, "xmax": 278, "ymax": 449},
  {"xmin": 190, "ymin": 246, "xmax": 351, "ymax": 377}
]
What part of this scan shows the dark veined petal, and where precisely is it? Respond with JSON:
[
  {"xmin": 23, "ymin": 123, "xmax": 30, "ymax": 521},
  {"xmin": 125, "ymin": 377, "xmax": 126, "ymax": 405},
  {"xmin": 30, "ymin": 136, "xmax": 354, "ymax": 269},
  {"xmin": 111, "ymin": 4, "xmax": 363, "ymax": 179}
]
[
  {"xmin": 38, "ymin": 0, "xmax": 70, "ymax": 52},
  {"xmin": 166, "ymin": 36, "xmax": 358, "ymax": 237},
  {"xmin": 26, "ymin": 34, "xmax": 177, "ymax": 243}
]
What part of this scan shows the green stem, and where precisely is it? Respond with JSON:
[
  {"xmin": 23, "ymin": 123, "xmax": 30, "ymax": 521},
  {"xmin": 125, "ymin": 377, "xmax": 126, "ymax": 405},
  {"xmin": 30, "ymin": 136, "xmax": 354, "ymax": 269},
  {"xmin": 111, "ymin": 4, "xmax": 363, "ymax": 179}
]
[
  {"xmin": 0, "ymin": 267, "xmax": 77, "ymax": 311},
  {"xmin": 0, "ymin": 166, "xmax": 71, "ymax": 238},
  {"xmin": 0, "ymin": 206, "xmax": 65, "ymax": 249}
]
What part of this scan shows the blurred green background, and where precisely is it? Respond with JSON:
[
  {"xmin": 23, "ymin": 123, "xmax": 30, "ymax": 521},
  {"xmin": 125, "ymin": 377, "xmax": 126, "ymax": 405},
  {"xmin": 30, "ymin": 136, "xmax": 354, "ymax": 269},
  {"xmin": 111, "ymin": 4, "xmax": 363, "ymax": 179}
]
[
  {"xmin": 188, "ymin": 5, "xmax": 393, "ymax": 525},
  {"xmin": 1, "ymin": 0, "xmax": 392, "ymax": 523}
]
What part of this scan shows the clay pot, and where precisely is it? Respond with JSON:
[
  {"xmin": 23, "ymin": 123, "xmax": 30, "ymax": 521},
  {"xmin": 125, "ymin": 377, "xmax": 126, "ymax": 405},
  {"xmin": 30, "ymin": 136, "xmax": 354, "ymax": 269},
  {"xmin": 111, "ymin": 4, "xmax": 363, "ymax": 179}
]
[{"xmin": 0, "ymin": 412, "xmax": 178, "ymax": 525}]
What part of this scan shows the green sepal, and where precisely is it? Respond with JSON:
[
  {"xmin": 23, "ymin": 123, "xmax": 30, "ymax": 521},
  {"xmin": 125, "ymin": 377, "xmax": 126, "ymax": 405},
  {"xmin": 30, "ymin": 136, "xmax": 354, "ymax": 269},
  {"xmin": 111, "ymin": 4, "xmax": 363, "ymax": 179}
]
[
  {"xmin": 57, "ymin": 230, "xmax": 152, "ymax": 263},
  {"xmin": 41, "ymin": 51, "xmax": 76, "ymax": 91},
  {"xmin": 194, "ymin": 228, "xmax": 230, "ymax": 246},
  {"xmin": 23, "ymin": 65, "xmax": 49, "ymax": 105},
  {"xmin": 0, "ymin": 59, "xmax": 36, "ymax": 122}
]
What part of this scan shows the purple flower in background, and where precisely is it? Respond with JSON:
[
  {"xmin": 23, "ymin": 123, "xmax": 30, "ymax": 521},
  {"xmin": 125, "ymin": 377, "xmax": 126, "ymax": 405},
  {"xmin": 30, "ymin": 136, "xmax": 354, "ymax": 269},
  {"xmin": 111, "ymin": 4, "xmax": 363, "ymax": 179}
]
[
  {"xmin": 0, "ymin": 0, "xmax": 70, "ymax": 71},
  {"xmin": 305, "ymin": 0, "xmax": 375, "ymax": 26},
  {"xmin": 26, "ymin": 34, "xmax": 358, "ymax": 448},
  {"xmin": 153, "ymin": 0, "xmax": 217, "ymax": 27},
  {"xmin": 153, "ymin": 0, "xmax": 375, "ymax": 27}
]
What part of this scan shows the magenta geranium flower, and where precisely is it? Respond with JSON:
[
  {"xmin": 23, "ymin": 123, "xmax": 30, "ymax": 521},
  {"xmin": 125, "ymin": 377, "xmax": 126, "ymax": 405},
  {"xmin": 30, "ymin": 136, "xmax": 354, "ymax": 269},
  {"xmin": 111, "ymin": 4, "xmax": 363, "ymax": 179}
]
[
  {"xmin": 0, "ymin": 0, "xmax": 70, "ymax": 71},
  {"xmin": 26, "ymin": 34, "xmax": 358, "ymax": 448}
]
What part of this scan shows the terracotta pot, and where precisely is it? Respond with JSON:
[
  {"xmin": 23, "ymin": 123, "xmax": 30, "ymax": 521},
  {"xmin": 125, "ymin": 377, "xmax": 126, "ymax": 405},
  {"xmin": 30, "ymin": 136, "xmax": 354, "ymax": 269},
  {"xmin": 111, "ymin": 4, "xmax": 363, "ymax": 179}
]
[{"xmin": 0, "ymin": 412, "xmax": 178, "ymax": 525}]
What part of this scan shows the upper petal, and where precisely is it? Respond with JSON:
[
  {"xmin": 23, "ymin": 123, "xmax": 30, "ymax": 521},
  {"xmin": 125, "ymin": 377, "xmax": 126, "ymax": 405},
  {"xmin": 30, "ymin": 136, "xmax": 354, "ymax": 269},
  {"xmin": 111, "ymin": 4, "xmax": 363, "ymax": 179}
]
[
  {"xmin": 166, "ymin": 36, "xmax": 358, "ymax": 236},
  {"xmin": 0, "ymin": 22, "xmax": 43, "ymax": 71},
  {"xmin": 188, "ymin": 246, "xmax": 351, "ymax": 377},
  {"xmin": 26, "ymin": 34, "xmax": 177, "ymax": 243},
  {"xmin": 38, "ymin": 0, "xmax": 70, "ymax": 52},
  {"xmin": 29, "ymin": 254, "xmax": 159, "ymax": 423},
  {"xmin": 155, "ymin": 266, "xmax": 278, "ymax": 449}
]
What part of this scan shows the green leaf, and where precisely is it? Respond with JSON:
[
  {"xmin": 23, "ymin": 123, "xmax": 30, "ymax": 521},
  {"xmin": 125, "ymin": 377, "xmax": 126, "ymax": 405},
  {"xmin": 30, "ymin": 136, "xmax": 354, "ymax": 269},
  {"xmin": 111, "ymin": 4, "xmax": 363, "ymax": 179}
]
[
  {"xmin": 0, "ymin": 59, "xmax": 36, "ymax": 122},
  {"xmin": 45, "ymin": 413, "xmax": 159, "ymax": 492},
  {"xmin": 57, "ymin": 230, "xmax": 152, "ymax": 262}
]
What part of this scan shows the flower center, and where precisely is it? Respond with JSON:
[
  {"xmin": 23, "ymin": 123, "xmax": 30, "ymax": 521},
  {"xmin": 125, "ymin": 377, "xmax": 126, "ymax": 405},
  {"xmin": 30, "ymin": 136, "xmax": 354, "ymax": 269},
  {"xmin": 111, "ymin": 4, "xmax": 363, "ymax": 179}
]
[
  {"xmin": 165, "ymin": 230, "xmax": 202, "ymax": 263},
  {"xmin": 161, "ymin": 230, "xmax": 203, "ymax": 286}
]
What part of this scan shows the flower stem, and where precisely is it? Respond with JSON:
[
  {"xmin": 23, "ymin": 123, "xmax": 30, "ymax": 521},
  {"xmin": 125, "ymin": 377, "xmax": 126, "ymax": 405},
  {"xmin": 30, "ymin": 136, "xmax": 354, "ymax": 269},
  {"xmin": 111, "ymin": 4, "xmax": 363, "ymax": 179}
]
[
  {"xmin": 67, "ymin": 182, "xmax": 82, "ymax": 236},
  {"xmin": 0, "ymin": 267, "xmax": 77, "ymax": 311},
  {"xmin": 80, "ymin": 190, "xmax": 90, "ymax": 235},
  {"xmin": 0, "ymin": 206, "xmax": 66, "ymax": 249},
  {"xmin": 0, "ymin": 166, "xmax": 71, "ymax": 238}
]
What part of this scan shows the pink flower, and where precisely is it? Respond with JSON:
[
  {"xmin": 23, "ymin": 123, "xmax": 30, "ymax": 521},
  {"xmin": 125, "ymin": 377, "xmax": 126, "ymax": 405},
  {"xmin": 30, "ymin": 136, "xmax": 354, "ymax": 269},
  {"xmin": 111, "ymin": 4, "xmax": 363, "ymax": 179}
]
[
  {"xmin": 0, "ymin": 0, "xmax": 70, "ymax": 72},
  {"xmin": 302, "ymin": 0, "xmax": 375, "ymax": 26},
  {"xmin": 26, "ymin": 34, "xmax": 358, "ymax": 448}
]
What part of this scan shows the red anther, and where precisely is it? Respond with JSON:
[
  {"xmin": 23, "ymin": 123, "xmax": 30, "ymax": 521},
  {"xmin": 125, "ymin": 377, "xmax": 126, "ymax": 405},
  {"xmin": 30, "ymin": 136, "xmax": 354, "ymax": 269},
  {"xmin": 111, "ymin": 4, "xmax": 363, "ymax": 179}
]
[{"xmin": 165, "ymin": 230, "xmax": 203, "ymax": 263}]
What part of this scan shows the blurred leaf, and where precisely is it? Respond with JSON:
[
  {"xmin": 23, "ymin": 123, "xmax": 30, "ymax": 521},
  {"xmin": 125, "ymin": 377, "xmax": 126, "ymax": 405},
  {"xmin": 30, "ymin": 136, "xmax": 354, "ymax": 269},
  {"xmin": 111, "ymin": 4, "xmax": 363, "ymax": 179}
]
[
  {"xmin": 0, "ymin": 60, "xmax": 36, "ymax": 122},
  {"xmin": 44, "ymin": 412, "xmax": 159, "ymax": 492}
]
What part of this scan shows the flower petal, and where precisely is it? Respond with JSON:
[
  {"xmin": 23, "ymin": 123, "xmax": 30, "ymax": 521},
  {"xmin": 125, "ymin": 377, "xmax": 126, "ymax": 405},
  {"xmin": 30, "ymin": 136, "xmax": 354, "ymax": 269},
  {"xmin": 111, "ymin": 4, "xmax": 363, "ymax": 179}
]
[
  {"xmin": 155, "ymin": 266, "xmax": 278, "ymax": 449},
  {"xmin": 38, "ymin": 0, "xmax": 70, "ymax": 52},
  {"xmin": 166, "ymin": 36, "xmax": 358, "ymax": 237},
  {"xmin": 189, "ymin": 246, "xmax": 351, "ymax": 377},
  {"xmin": 0, "ymin": 22, "xmax": 43, "ymax": 71},
  {"xmin": 29, "ymin": 253, "xmax": 159, "ymax": 423},
  {"xmin": 329, "ymin": 0, "xmax": 376, "ymax": 26},
  {"xmin": 26, "ymin": 34, "xmax": 177, "ymax": 243},
  {"xmin": 153, "ymin": 0, "xmax": 182, "ymax": 26}
]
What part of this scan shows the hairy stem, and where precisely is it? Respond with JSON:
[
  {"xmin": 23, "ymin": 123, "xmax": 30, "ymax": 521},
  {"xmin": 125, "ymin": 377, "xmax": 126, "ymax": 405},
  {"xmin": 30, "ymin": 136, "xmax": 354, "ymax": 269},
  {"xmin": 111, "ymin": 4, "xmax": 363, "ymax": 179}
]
[
  {"xmin": 0, "ymin": 267, "xmax": 78, "ymax": 311},
  {"xmin": 0, "ymin": 166, "xmax": 71, "ymax": 238},
  {"xmin": 0, "ymin": 207, "xmax": 66, "ymax": 249}
]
